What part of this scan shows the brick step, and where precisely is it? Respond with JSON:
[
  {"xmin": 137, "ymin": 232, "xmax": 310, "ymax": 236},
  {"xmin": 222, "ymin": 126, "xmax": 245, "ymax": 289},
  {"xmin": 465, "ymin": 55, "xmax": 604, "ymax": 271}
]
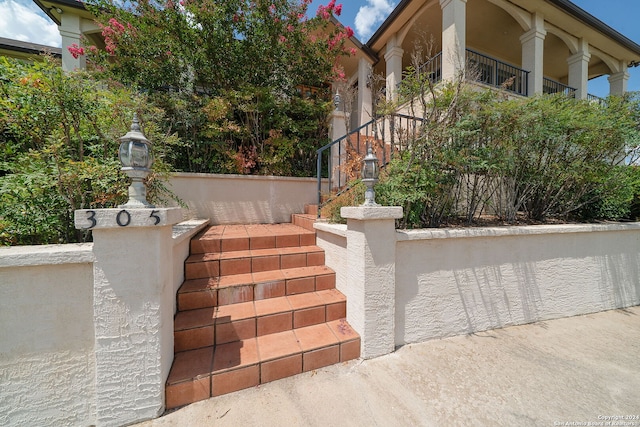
[
  {"xmin": 191, "ymin": 224, "xmax": 316, "ymax": 255},
  {"xmin": 174, "ymin": 288, "xmax": 347, "ymax": 352},
  {"xmin": 166, "ymin": 319, "xmax": 361, "ymax": 409},
  {"xmin": 185, "ymin": 245, "xmax": 325, "ymax": 280},
  {"xmin": 178, "ymin": 265, "xmax": 336, "ymax": 310},
  {"xmin": 291, "ymin": 213, "xmax": 317, "ymax": 232},
  {"xmin": 304, "ymin": 204, "xmax": 318, "ymax": 216}
]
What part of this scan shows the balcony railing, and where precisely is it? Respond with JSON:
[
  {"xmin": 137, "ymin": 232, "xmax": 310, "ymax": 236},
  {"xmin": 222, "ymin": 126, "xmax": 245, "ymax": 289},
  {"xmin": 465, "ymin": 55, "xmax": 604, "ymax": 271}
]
[
  {"xmin": 543, "ymin": 78, "xmax": 576, "ymax": 97},
  {"xmin": 466, "ymin": 49, "xmax": 529, "ymax": 96},
  {"xmin": 587, "ymin": 93, "xmax": 604, "ymax": 103},
  {"xmin": 415, "ymin": 52, "xmax": 443, "ymax": 85},
  {"xmin": 414, "ymin": 49, "xmax": 529, "ymax": 96}
]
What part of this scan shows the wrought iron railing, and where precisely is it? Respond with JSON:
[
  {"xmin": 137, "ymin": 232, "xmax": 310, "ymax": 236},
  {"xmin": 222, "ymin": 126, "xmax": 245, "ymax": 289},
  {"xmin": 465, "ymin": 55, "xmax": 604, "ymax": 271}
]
[
  {"xmin": 316, "ymin": 114, "xmax": 424, "ymax": 209},
  {"xmin": 466, "ymin": 49, "xmax": 529, "ymax": 96},
  {"xmin": 587, "ymin": 93, "xmax": 605, "ymax": 103},
  {"xmin": 416, "ymin": 52, "xmax": 443, "ymax": 85},
  {"xmin": 543, "ymin": 78, "xmax": 576, "ymax": 96}
]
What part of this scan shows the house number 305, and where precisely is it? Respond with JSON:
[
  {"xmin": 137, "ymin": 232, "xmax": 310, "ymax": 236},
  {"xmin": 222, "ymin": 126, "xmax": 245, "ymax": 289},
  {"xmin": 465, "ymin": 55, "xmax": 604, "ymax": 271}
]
[{"xmin": 84, "ymin": 209, "xmax": 161, "ymax": 229}]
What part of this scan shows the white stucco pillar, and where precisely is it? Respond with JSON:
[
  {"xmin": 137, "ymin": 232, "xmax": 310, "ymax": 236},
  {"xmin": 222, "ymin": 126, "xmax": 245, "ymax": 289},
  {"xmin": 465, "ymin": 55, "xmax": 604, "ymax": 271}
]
[
  {"xmin": 357, "ymin": 57, "xmax": 374, "ymax": 126},
  {"xmin": 520, "ymin": 13, "xmax": 546, "ymax": 96},
  {"xmin": 440, "ymin": 0, "xmax": 466, "ymax": 81},
  {"xmin": 567, "ymin": 40, "xmax": 590, "ymax": 100},
  {"xmin": 340, "ymin": 206, "xmax": 403, "ymax": 359},
  {"xmin": 384, "ymin": 35, "xmax": 404, "ymax": 101},
  {"xmin": 74, "ymin": 208, "xmax": 182, "ymax": 426},
  {"xmin": 59, "ymin": 13, "xmax": 86, "ymax": 71},
  {"xmin": 330, "ymin": 105, "xmax": 348, "ymax": 190},
  {"xmin": 609, "ymin": 65, "xmax": 629, "ymax": 95}
]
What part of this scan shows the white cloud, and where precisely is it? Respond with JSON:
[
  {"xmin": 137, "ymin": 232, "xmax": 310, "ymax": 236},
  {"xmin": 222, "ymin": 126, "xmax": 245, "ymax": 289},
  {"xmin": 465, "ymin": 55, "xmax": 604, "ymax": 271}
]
[
  {"xmin": 354, "ymin": 0, "xmax": 396, "ymax": 41},
  {"xmin": 0, "ymin": 0, "xmax": 61, "ymax": 47}
]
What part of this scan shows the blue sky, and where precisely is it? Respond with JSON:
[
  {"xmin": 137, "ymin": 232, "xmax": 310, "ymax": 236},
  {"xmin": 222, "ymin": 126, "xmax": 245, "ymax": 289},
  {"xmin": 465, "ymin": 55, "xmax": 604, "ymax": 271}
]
[{"xmin": 1, "ymin": 0, "xmax": 638, "ymax": 96}]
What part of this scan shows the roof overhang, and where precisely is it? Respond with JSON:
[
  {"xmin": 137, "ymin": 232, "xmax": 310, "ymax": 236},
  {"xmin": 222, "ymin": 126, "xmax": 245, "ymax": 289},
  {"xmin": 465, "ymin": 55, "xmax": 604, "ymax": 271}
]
[
  {"xmin": 366, "ymin": 0, "xmax": 640, "ymax": 66},
  {"xmin": 33, "ymin": 0, "xmax": 92, "ymax": 26},
  {"xmin": 0, "ymin": 36, "xmax": 61, "ymax": 58}
]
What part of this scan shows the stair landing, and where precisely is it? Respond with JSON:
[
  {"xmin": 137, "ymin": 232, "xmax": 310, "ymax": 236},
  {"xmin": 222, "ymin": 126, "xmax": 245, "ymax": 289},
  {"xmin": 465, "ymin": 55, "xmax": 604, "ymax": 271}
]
[{"xmin": 166, "ymin": 215, "xmax": 360, "ymax": 409}]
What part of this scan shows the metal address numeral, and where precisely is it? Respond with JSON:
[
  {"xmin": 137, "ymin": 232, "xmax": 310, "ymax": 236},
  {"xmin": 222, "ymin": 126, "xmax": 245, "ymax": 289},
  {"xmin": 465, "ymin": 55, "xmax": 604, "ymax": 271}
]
[
  {"xmin": 116, "ymin": 210, "xmax": 131, "ymax": 227},
  {"xmin": 150, "ymin": 210, "xmax": 160, "ymax": 225},
  {"xmin": 85, "ymin": 210, "xmax": 97, "ymax": 229}
]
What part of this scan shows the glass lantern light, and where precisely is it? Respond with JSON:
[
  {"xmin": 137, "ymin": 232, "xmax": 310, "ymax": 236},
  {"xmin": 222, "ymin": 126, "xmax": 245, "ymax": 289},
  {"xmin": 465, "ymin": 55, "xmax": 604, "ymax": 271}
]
[
  {"xmin": 361, "ymin": 145, "xmax": 380, "ymax": 206},
  {"xmin": 118, "ymin": 113, "xmax": 154, "ymax": 208},
  {"xmin": 333, "ymin": 90, "xmax": 341, "ymax": 110}
]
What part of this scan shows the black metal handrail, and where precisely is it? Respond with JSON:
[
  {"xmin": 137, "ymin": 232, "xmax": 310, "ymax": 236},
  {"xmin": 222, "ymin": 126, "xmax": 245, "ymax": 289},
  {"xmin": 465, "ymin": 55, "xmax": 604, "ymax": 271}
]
[
  {"xmin": 316, "ymin": 114, "xmax": 424, "ymax": 210},
  {"xmin": 416, "ymin": 52, "xmax": 443, "ymax": 85},
  {"xmin": 466, "ymin": 49, "xmax": 529, "ymax": 96},
  {"xmin": 543, "ymin": 77, "xmax": 576, "ymax": 96}
]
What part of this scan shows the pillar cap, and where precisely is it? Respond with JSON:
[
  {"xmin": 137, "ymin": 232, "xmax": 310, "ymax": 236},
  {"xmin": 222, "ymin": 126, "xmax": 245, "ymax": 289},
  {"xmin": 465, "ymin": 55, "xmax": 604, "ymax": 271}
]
[{"xmin": 341, "ymin": 206, "xmax": 403, "ymax": 220}]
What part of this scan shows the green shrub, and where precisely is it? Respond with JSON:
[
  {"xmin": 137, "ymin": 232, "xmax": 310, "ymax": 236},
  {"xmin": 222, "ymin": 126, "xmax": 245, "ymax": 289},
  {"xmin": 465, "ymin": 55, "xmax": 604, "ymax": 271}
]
[{"xmin": 0, "ymin": 58, "xmax": 178, "ymax": 245}]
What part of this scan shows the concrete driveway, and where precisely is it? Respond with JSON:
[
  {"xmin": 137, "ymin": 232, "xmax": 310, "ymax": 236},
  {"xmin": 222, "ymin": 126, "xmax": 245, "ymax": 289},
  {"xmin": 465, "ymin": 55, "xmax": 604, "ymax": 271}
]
[{"xmin": 136, "ymin": 306, "xmax": 640, "ymax": 427}]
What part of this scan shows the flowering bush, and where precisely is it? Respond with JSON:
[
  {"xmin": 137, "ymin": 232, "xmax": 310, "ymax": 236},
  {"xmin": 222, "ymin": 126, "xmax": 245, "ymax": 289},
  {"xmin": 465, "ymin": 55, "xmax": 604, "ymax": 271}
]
[{"xmin": 81, "ymin": 0, "xmax": 354, "ymax": 175}]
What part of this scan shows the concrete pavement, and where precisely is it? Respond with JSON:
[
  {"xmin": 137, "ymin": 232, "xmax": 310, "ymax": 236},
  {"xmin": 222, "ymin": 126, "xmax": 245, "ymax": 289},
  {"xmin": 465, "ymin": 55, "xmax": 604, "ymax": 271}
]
[{"xmin": 135, "ymin": 306, "xmax": 640, "ymax": 427}]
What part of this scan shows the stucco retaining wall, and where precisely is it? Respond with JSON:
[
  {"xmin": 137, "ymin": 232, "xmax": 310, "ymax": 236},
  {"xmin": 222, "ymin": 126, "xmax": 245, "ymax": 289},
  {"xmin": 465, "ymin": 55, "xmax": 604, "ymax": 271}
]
[
  {"xmin": 0, "ymin": 220, "xmax": 207, "ymax": 426},
  {"xmin": 396, "ymin": 223, "xmax": 640, "ymax": 345},
  {"xmin": 0, "ymin": 244, "xmax": 96, "ymax": 426},
  {"xmin": 168, "ymin": 173, "xmax": 321, "ymax": 224},
  {"xmin": 316, "ymin": 219, "xmax": 640, "ymax": 353}
]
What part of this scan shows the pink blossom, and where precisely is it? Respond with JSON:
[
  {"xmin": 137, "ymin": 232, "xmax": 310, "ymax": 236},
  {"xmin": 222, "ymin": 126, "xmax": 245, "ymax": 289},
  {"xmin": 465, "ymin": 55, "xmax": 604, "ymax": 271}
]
[
  {"xmin": 349, "ymin": 47, "xmax": 357, "ymax": 56},
  {"xmin": 345, "ymin": 26, "xmax": 354, "ymax": 38},
  {"xmin": 108, "ymin": 18, "xmax": 125, "ymax": 33},
  {"xmin": 67, "ymin": 43, "xmax": 85, "ymax": 59},
  {"xmin": 287, "ymin": 24, "xmax": 294, "ymax": 32},
  {"xmin": 279, "ymin": 35, "xmax": 287, "ymax": 43},
  {"xmin": 334, "ymin": 4, "xmax": 342, "ymax": 16}
]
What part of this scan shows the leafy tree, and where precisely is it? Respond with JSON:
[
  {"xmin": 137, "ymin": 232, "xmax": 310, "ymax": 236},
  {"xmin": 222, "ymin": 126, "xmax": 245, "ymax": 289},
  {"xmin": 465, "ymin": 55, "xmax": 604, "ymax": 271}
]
[
  {"xmin": 80, "ymin": 0, "xmax": 353, "ymax": 175},
  {"xmin": 0, "ymin": 57, "xmax": 178, "ymax": 245}
]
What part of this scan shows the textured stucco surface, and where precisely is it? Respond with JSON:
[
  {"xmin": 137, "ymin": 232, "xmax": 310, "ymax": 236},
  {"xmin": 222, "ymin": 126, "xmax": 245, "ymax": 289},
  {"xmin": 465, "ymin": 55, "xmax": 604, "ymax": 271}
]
[
  {"xmin": 167, "ymin": 173, "xmax": 320, "ymax": 224},
  {"xmin": 0, "ymin": 259, "xmax": 96, "ymax": 426},
  {"xmin": 91, "ymin": 222, "xmax": 176, "ymax": 426},
  {"xmin": 314, "ymin": 223, "xmax": 347, "ymax": 291},
  {"xmin": 341, "ymin": 207, "xmax": 403, "ymax": 359},
  {"xmin": 395, "ymin": 224, "xmax": 640, "ymax": 345},
  {"xmin": 0, "ymin": 219, "xmax": 203, "ymax": 427}
]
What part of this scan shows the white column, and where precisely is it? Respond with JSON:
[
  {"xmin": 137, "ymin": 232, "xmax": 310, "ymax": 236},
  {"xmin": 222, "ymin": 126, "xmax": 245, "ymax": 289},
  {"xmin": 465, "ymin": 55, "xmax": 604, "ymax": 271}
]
[
  {"xmin": 520, "ymin": 13, "xmax": 546, "ymax": 96},
  {"xmin": 384, "ymin": 34, "xmax": 404, "ymax": 101},
  {"xmin": 59, "ymin": 13, "xmax": 86, "ymax": 71},
  {"xmin": 74, "ymin": 208, "xmax": 182, "ymax": 426},
  {"xmin": 357, "ymin": 57, "xmax": 374, "ymax": 126},
  {"xmin": 340, "ymin": 206, "xmax": 403, "ymax": 359},
  {"xmin": 440, "ymin": 0, "xmax": 466, "ymax": 81},
  {"xmin": 330, "ymin": 104, "xmax": 347, "ymax": 190},
  {"xmin": 609, "ymin": 64, "xmax": 629, "ymax": 95},
  {"xmin": 567, "ymin": 43, "xmax": 591, "ymax": 100}
]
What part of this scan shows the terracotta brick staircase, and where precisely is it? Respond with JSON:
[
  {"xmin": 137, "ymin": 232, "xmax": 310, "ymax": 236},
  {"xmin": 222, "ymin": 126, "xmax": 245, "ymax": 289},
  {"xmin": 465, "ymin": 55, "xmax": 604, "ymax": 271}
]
[{"xmin": 165, "ymin": 205, "xmax": 360, "ymax": 409}]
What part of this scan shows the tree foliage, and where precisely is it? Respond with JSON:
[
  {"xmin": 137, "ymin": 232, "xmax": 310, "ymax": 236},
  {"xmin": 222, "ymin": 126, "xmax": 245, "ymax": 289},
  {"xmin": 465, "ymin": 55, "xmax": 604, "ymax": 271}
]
[
  {"xmin": 0, "ymin": 58, "xmax": 178, "ymax": 245},
  {"xmin": 81, "ymin": 0, "xmax": 353, "ymax": 175},
  {"xmin": 371, "ymin": 63, "xmax": 640, "ymax": 228}
]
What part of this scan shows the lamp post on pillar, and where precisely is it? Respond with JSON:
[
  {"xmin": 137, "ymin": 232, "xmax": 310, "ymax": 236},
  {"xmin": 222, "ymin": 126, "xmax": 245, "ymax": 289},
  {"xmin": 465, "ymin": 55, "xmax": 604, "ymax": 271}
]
[
  {"xmin": 118, "ymin": 114, "xmax": 154, "ymax": 208},
  {"xmin": 74, "ymin": 113, "xmax": 182, "ymax": 425},
  {"xmin": 361, "ymin": 146, "xmax": 380, "ymax": 206}
]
